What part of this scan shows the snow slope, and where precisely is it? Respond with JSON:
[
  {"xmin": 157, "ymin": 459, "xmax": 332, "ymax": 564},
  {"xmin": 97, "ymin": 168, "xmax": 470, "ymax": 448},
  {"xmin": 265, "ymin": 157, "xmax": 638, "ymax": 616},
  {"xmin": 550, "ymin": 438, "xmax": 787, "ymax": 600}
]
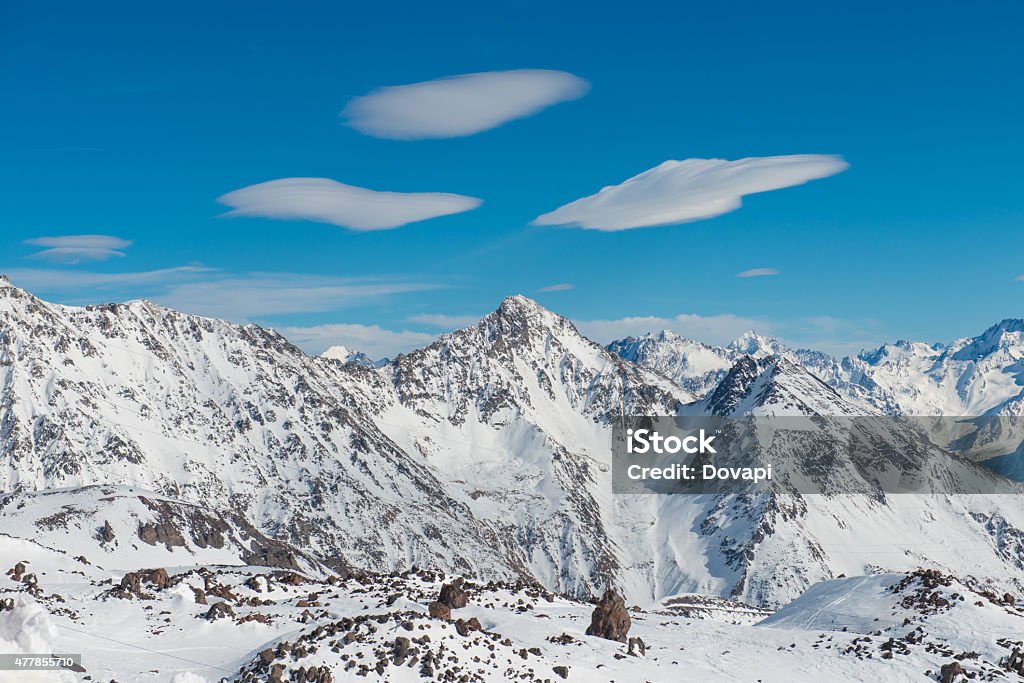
[
  {"xmin": 0, "ymin": 486, "xmax": 321, "ymax": 573},
  {"xmin": 2, "ymin": 534, "xmax": 1015, "ymax": 683}
]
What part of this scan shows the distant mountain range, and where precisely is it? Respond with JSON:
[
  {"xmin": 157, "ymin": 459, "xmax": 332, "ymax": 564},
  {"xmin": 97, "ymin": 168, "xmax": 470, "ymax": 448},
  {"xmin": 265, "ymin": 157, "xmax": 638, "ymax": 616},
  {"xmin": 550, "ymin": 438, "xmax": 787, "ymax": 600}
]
[
  {"xmin": 609, "ymin": 319, "xmax": 1024, "ymax": 418},
  {"xmin": 2, "ymin": 274, "xmax": 1024, "ymax": 610}
]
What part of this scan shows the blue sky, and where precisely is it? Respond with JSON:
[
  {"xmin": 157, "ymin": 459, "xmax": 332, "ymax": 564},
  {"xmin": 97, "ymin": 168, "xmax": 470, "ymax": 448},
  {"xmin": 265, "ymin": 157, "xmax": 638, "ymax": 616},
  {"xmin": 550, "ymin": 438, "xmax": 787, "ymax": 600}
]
[{"xmin": 2, "ymin": 0, "xmax": 1022, "ymax": 358}]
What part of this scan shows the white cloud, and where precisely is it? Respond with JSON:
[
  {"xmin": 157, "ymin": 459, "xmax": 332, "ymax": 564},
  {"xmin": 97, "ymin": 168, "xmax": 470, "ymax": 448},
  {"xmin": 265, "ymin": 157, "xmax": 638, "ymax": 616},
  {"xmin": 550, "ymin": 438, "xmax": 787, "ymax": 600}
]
[
  {"xmin": 575, "ymin": 312, "xmax": 774, "ymax": 347},
  {"xmin": 536, "ymin": 283, "xmax": 575, "ymax": 293},
  {"xmin": 156, "ymin": 275, "xmax": 437, "ymax": 320},
  {"xmin": 786, "ymin": 316, "xmax": 885, "ymax": 357},
  {"xmin": 1, "ymin": 265, "xmax": 211, "ymax": 291},
  {"xmin": 342, "ymin": 69, "xmax": 590, "ymax": 139},
  {"xmin": 407, "ymin": 313, "xmax": 481, "ymax": 329},
  {"xmin": 0, "ymin": 267, "xmax": 435, "ymax": 322},
  {"xmin": 736, "ymin": 268, "xmax": 779, "ymax": 278},
  {"xmin": 217, "ymin": 178, "xmax": 482, "ymax": 231},
  {"xmin": 533, "ymin": 155, "xmax": 849, "ymax": 231},
  {"xmin": 278, "ymin": 323, "xmax": 437, "ymax": 359},
  {"xmin": 24, "ymin": 235, "xmax": 131, "ymax": 249},
  {"xmin": 1016, "ymin": 274, "xmax": 1024, "ymax": 282},
  {"xmin": 24, "ymin": 234, "xmax": 132, "ymax": 264}
]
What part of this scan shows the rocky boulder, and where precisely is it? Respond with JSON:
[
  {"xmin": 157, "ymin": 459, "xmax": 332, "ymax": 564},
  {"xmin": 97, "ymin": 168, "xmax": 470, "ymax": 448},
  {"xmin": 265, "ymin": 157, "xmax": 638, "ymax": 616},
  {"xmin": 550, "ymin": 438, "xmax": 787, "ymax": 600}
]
[
  {"xmin": 437, "ymin": 577, "xmax": 470, "ymax": 609},
  {"xmin": 205, "ymin": 601, "xmax": 236, "ymax": 621},
  {"xmin": 427, "ymin": 601, "xmax": 451, "ymax": 620},
  {"xmin": 940, "ymin": 661, "xmax": 964, "ymax": 683},
  {"xmin": 585, "ymin": 589, "xmax": 631, "ymax": 642}
]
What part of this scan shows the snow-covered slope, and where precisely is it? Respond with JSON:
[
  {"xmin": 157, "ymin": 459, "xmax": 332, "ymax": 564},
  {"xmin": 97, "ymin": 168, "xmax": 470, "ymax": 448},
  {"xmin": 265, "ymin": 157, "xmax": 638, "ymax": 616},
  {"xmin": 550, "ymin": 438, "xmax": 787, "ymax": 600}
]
[
  {"xmin": 344, "ymin": 295, "xmax": 695, "ymax": 598},
  {"xmin": 759, "ymin": 569, "xmax": 1024, "ymax": 681},
  {"xmin": 3, "ymin": 533, "xmax": 1018, "ymax": 683},
  {"xmin": 0, "ymin": 486, "xmax": 322, "ymax": 573},
  {"xmin": 667, "ymin": 353, "xmax": 1024, "ymax": 606}
]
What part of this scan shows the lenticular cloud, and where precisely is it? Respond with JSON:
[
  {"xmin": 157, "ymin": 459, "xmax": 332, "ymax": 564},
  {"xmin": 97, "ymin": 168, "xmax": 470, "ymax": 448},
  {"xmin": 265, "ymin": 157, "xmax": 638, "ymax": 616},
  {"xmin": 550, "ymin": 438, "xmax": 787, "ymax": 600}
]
[
  {"xmin": 533, "ymin": 155, "xmax": 849, "ymax": 231},
  {"xmin": 217, "ymin": 178, "xmax": 482, "ymax": 231},
  {"xmin": 342, "ymin": 69, "xmax": 590, "ymax": 140},
  {"xmin": 24, "ymin": 234, "xmax": 133, "ymax": 263},
  {"xmin": 737, "ymin": 268, "xmax": 780, "ymax": 278}
]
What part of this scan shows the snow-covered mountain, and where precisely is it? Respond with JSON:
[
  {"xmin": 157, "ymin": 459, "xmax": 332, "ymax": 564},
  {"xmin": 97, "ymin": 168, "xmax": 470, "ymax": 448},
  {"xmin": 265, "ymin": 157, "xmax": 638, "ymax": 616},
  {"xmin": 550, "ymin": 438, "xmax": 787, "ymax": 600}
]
[
  {"xmin": 695, "ymin": 354, "xmax": 862, "ymax": 417},
  {"xmin": 834, "ymin": 319, "xmax": 1024, "ymax": 417},
  {"xmin": 727, "ymin": 330, "xmax": 789, "ymax": 358},
  {"xmin": 0, "ymin": 275, "xmax": 522, "ymax": 581},
  {"xmin": 609, "ymin": 318, "xmax": 1024, "ymax": 418},
  {"xmin": 607, "ymin": 331, "xmax": 733, "ymax": 396},
  {"xmin": 0, "ymin": 280, "xmax": 692, "ymax": 601},
  {"xmin": 321, "ymin": 345, "xmax": 382, "ymax": 368},
  {"xmin": 4, "ymin": 276, "xmax": 1024, "ymax": 616},
  {"xmin": 606, "ymin": 329, "xmax": 853, "ymax": 404}
]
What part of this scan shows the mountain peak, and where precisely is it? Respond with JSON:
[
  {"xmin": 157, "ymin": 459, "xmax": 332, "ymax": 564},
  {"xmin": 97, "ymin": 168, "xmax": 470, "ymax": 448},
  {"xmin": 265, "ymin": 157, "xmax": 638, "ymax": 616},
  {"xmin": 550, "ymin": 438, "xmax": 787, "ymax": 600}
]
[
  {"xmin": 322, "ymin": 345, "xmax": 379, "ymax": 368},
  {"xmin": 497, "ymin": 294, "xmax": 547, "ymax": 315},
  {"xmin": 728, "ymin": 330, "xmax": 786, "ymax": 357},
  {"xmin": 323, "ymin": 345, "xmax": 355, "ymax": 361},
  {"xmin": 701, "ymin": 354, "xmax": 861, "ymax": 416},
  {"xmin": 606, "ymin": 330, "xmax": 734, "ymax": 397},
  {"xmin": 487, "ymin": 295, "xmax": 569, "ymax": 333},
  {"xmin": 702, "ymin": 355, "xmax": 763, "ymax": 415},
  {"xmin": 403, "ymin": 294, "xmax": 586, "ymax": 367},
  {"xmin": 989, "ymin": 318, "xmax": 1024, "ymax": 335},
  {"xmin": 0, "ymin": 275, "xmax": 37, "ymax": 304},
  {"xmin": 951, "ymin": 318, "xmax": 1024, "ymax": 361},
  {"xmin": 654, "ymin": 329, "xmax": 682, "ymax": 342}
]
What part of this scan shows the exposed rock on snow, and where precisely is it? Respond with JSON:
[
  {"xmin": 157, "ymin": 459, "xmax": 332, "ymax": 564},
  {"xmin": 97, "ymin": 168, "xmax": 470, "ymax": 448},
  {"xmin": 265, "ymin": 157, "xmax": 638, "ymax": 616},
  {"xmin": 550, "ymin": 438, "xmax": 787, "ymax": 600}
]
[
  {"xmin": 5, "ymin": 534, "xmax": 1023, "ymax": 682},
  {"xmin": 585, "ymin": 588, "xmax": 631, "ymax": 642},
  {"xmin": 437, "ymin": 577, "xmax": 471, "ymax": 609}
]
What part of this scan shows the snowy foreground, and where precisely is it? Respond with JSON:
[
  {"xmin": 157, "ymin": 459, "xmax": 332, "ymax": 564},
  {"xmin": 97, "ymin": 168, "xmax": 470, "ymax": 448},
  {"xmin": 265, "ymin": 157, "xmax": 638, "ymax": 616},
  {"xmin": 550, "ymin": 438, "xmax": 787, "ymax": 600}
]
[{"xmin": 3, "ymin": 532, "xmax": 1024, "ymax": 683}]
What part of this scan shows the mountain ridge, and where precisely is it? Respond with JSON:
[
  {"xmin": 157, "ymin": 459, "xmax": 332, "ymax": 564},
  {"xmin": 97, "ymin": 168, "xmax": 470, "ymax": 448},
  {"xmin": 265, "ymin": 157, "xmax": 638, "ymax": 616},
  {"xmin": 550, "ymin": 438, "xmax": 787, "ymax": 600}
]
[
  {"xmin": 4, "ymin": 279, "xmax": 1024, "ymax": 612},
  {"xmin": 608, "ymin": 318, "xmax": 1024, "ymax": 418}
]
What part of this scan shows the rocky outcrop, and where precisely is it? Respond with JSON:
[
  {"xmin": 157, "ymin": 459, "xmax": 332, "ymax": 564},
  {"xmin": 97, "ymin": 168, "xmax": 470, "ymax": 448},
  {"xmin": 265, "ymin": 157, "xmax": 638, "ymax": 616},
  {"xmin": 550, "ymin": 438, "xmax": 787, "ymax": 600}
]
[
  {"xmin": 138, "ymin": 495, "xmax": 313, "ymax": 571},
  {"xmin": 585, "ymin": 589, "xmax": 631, "ymax": 642},
  {"xmin": 118, "ymin": 567, "xmax": 171, "ymax": 598},
  {"xmin": 427, "ymin": 601, "xmax": 451, "ymax": 620},
  {"xmin": 5, "ymin": 562, "xmax": 26, "ymax": 581},
  {"xmin": 437, "ymin": 577, "xmax": 470, "ymax": 609},
  {"xmin": 940, "ymin": 661, "xmax": 964, "ymax": 683},
  {"xmin": 454, "ymin": 617, "xmax": 482, "ymax": 636},
  {"xmin": 138, "ymin": 520, "xmax": 186, "ymax": 549},
  {"xmin": 205, "ymin": 601, "xmax": 236, "ymax": 621}
]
